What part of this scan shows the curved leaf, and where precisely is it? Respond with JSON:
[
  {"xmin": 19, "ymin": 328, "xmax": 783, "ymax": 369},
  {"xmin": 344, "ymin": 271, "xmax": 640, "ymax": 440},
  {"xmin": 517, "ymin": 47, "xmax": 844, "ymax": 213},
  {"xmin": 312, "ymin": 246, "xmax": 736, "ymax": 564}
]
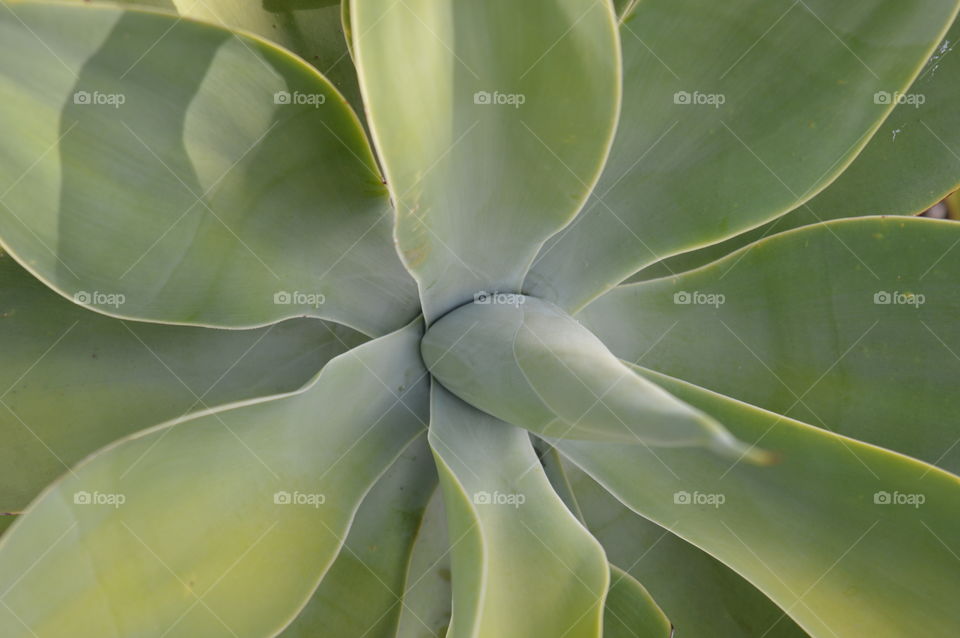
[
  {"xmin": 806, "ymin": 17, "xmax": 960, "ymax": 220},
  {"xmin": 395, "ymin": 487, "xmax": 453, "ymax": 638},
  {"xmin": 0, "ymin": 320, "xmax": 428, "ymax": 638},
  {"xmin": 553, "ymin": 452, "xmax": 809, "ymax": 637},
  {"xmin": 581, "ymin": 217, "xmax": 960, "ymax": 475},
  {"xmin": 0, "ymin": 251, "xmax": 365, "ymax": 514},
  {"xmin": 634, "ymin": 16, "xmax": 960, "ymax": 284},
  {"xmin": 281, "ymin": 436, "xmax": 438, "ymax": 637},
  {"xmin": 176, "ymin": 0, "xmax": 362, "ymax": 116},
  {"xmin": 422, "ymin": 296, "xmax": 767, "ymax": 461},
  {"xmin": 0, "ymin": 1, "xmax": 418, "ymax": 335},
  {"xmin": 352, "ymin": 0, "xmax": 621, "ymax": 320},
  {"xmin": 557, "ymin": 367, "xmax": 960, "ymax": 637},
  {"xmin": 428, "ymin": 385, "xmax": 609, "ymax": 638},
  {"xmin": 526, "ymin": 0, "xmax": 960, "ymax": 311},
  {"xmin": 61, "ymin": 0, "xmax": 363, "ymax": 115},
  {"xmin": 604, "ymin": 565, "xmax": 673, "ymax": 638}
]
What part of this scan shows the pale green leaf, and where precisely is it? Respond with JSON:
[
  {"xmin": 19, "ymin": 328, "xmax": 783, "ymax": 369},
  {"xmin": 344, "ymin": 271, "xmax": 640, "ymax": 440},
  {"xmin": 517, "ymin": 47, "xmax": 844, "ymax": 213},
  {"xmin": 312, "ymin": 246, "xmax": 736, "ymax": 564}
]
[
  {"xmin": 428, "ymin": 385, "xmax": 608, "ymax": 638},
  {"xmin": 60, "ymin": 0, "xmax": 363, "ymax": 115},
  {"xmin": 603, "ymin": 565, "xmax": 673, "ymax": 638},
  {"xmin": 557, "ymin": 367, "xmax": 960, "ymax": 637},
  {"xmin": 421, "ymin": 296, "xmax": 767, "ymax": 461},
  {"xmin": 526, "ymin": 0, "xmax": 960, "ymax": 311},
  {"xmin": 281, "ymin": 436, "xmax": 438, "ymax": 637},
  {"xmin": 0, "ymin": 252, "xmax": 365, "ymax": 514},
  {"xmin": 554, "ymin": 453, "xmax": 809, "ymax": 637},
  {"xmin": 172, "ymin": 0, "xmax": 362, "ymax": 116},
  {"xmin": 581, "ymin": 217, "xmax": 960, "ymax": 476},
  {"xmin": 0, "ymin": 2, "xmax": 417, "ymax": 335},
  {"xmin": 0, "ymin": 320, "xmax": 428, "ymax": 637},
  {"xmin": 352, "ymin": 0, "xmax": 620, "ymax": 320},
  {"xmin": 395, "ymin": 488, "xmax": 453, "ymax": 638},
  {"xmin": 634, "ymin": 15, "xmax": 960, "ymax": 285}
]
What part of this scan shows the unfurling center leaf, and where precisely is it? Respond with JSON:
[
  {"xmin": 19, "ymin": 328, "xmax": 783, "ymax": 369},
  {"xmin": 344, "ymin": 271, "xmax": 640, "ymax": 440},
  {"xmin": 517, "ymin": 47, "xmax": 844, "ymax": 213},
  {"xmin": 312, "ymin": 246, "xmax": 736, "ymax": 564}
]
[{"xmin": 421, "ymin": 295, "xmax": 772, "ymax": 464}]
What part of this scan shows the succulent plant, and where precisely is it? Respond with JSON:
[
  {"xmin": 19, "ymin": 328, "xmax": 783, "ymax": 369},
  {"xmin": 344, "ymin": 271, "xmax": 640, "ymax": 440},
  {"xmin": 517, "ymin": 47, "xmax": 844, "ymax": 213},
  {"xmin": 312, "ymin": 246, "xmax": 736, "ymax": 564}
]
[{"xmin": 1, "ymin": 0, "xmax": 960, "ymax": 636}]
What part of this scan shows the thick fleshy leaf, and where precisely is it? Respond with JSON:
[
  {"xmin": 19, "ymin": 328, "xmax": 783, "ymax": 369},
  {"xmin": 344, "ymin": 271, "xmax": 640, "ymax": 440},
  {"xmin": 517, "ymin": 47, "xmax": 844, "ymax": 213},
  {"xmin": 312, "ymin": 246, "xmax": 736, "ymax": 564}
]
[
  {"xmin": 422, "ymin": 295, "xmax": 767, "ymax": 462},
  {"xmin": 557, "ymin": 366, "xmax": 960, "ymax": 637},
  {"xmin": 581, "ymin": 217, "xmax": 960, "ymax": 475},
  {"xmin": 526, "ymin": 0, "xmax": 960, "ymax": 311},
  {"xmin": 428, "ymin": 385, "xmax": 609, "ymax": 638},
  {"xmin": 604, "ymin": 565, "xmax": 673, "ymax": 638},
  {"xmin": 551, "ymin": 451, "xmax": 808, "ymax": 637},
  {"xmin": 280, "ymin": 436, "xmax": 437, "ymax": 637},
  {"xmin": 0, "ymin": 2, "xmax": 418, "ymax": 335},
  {"xmin": 0, "ymin": 251, "xmax": 365, "ymax": 514},
  {"xmin": 395, "ymin": 487, "xmax": 453, "ymax": 638},
  {"xmin": 808, "ymin": 18, "xmax": 960, "ymax": 220},
  {"xmin": 181, "ymin": 0, "xmax": 362, "ymax": 115},
  {"xmin": 0, "ymin": 320, "xmax": 428, "ymax": 637},
  {"xmin": 634, "ymin": 17, "xmax": 960, "ymax": 285},
  {"xmin": 394, "ymin": 489, "xmax": 454, "ymax": 638},
  {"xmin": 536, "ymin": 443, "xmax": 585, "ymax": 520},
  {"xmin": 352, "ymin": 0, "xmax": 620, "ymax": 320},
  {"xmin": 60, "ymin": 0, "xmax": 363, "ymax": 117}
]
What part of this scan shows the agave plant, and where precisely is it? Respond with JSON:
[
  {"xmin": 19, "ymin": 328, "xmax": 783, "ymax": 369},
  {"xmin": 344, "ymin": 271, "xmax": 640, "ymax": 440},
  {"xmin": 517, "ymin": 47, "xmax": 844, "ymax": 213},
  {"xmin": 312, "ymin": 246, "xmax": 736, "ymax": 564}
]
[{"xmin": 1, "ymin": 0, "xmax": 960, "ymax": 635}]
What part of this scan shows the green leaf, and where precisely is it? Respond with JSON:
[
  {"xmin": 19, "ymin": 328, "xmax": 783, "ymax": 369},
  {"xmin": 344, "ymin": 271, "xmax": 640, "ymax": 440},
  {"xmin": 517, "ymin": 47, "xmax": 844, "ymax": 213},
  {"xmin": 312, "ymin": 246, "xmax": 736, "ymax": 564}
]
[
  {"xmin": 173, "ymin": 0, "xmax": 363, "ymax": 116},
  {"xmin": 557, "ymin": 366, "xmax": 960, "ymax": 637},
  {"xmin": 280, "ymin": 436, "xmax": 438, "ymax": 637},
  {"xmin": 634, "ymin": 16, "xmax": 960, "ymax": 285},
  {"xmin": 395, "ymin": 487, "xmax": 453, "ymax": 638},
  {"xmin": 806, "ymin": 17, "xmax": 960, "ymax": 220},
  {"xmin": 526, "ymin": 0, "xmax": 960, "ymax": 311},
  {"xmin": 351, "ymin": 0, "xmax": 621, "ymax": 320},
  {"xmin": 554, "ymin": 453, "xmax": 808, "ymax": 637},
  {"xmin": 0, "ymin": 1, "xmax": 418, "ymax": 336},
  {"xmin": 0, "ymin": 320, "xmax": 429, "ymax": 638},
  {"xmin": 421, "ymin": 295, "xmax": 768, "ymax": 461},
  {"xmin": 581, "ymin": 216, "xmax": 960, "ymax": 476},
  {"xmin": 604, "ymin": 565, "xmax": 673, "ymax": 638},
  {"xmin": 61, "ymin": 0, "xmax": 363, "ymax": 116},
  {"xmin": 428, "ymin": 385, "xmax": 609, "ymax": 638},
  {"xmin": 0, "ymin": 252, "xmax": 365, "ymax": 514}
]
